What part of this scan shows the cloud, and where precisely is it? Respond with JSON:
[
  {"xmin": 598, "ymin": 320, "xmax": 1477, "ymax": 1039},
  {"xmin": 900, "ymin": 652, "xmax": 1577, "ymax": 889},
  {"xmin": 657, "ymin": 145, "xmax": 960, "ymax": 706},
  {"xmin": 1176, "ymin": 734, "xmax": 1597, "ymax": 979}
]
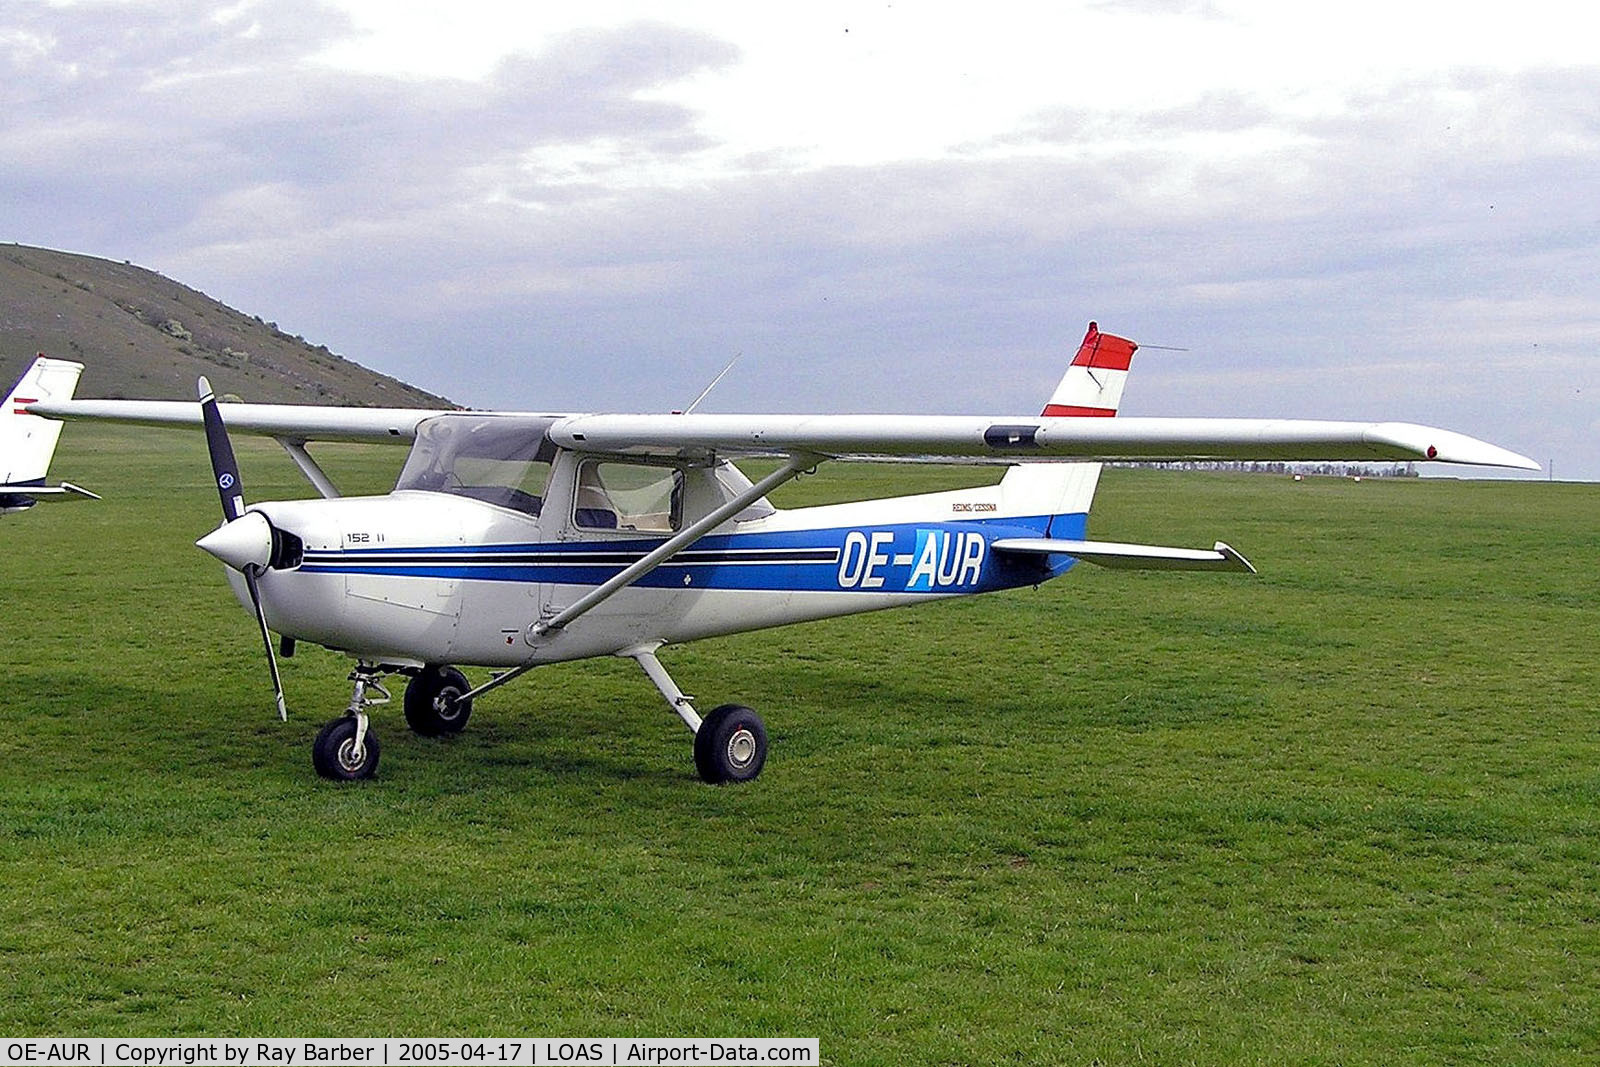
[
  {"xmin": 1, "ymin": 2, "xmax": 737, "ymax": 249},
  {"xmin": 1, "ymin": 1, "xmax": 1594, "ymax": 475}
]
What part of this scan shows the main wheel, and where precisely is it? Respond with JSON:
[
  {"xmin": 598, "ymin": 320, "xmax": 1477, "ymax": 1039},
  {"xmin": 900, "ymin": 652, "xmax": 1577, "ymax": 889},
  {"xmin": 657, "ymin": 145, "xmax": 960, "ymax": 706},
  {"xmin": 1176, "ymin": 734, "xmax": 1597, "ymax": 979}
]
[
  {"xmin": 312, "ymin": 716, "xmax": 381, "ymax": 781},
  {"xmin": 693, "ymin": 704, "xmax": 768, "ymax": 784},
  {"xmin": 404, "ymin": 665, "xmax": 473, "ymax": 737}
]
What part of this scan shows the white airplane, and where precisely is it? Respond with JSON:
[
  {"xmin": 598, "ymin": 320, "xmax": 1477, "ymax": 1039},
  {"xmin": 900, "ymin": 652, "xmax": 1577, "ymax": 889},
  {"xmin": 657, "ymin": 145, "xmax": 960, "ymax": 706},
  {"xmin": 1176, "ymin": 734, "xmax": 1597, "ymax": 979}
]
[
  {"xmin": 28, "ymin": 324, "xmax": 1536, "ymax": 783},
  {"xmin": 2, "ymin": 355, "xmax": 98, "ymax": 516}
]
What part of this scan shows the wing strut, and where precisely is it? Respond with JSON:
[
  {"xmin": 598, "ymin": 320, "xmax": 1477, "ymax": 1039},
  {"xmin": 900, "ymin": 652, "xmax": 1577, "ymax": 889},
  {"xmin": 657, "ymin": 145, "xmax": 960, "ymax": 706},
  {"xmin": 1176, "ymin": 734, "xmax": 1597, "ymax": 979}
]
[
  {"xmin": 275, "ymin": 438, "xmax": 342, "ymax": 499},
  {"xmin": 448, "ymin": 453, "xmax": 817, "ymax": 708}
]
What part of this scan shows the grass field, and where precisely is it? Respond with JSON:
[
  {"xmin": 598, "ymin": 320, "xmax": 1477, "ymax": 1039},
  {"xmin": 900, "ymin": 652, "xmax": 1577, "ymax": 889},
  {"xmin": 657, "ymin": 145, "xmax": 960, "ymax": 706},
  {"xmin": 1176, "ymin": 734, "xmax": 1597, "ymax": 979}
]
[{"xmin": 2, "ymin": 424, "xmax": 1598, "ymax": 1064}]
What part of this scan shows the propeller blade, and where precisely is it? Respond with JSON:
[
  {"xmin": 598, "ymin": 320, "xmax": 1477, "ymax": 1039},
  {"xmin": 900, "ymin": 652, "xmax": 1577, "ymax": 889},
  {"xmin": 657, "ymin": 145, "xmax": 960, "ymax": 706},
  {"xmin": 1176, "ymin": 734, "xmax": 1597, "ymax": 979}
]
[
  {"xmin": 198, "ymin": 376, "xmax": 245, "ymax": 521},
  {"xmin": 243, "ymin": 567, "xmax": 288, "ymax": 722},
  {"xmin": 197, "ymin": 377, "xmax": 287, "ymax": 720}
]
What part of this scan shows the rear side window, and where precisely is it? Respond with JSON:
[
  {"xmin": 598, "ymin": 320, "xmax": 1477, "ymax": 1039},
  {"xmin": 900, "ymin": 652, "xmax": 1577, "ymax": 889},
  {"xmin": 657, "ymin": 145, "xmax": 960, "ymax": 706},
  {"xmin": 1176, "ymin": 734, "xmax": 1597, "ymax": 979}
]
[{"xmin": 574, "ymin": 461, "xmax": 682, "ymax": 533}]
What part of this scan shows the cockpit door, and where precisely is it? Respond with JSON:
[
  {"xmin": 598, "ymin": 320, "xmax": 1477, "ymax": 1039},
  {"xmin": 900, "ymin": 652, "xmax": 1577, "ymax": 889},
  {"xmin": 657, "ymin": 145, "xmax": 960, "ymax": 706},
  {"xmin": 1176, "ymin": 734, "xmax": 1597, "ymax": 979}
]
[{"xmin": 531, "ymin": 451, "xmax": 709, "ymax": 645}]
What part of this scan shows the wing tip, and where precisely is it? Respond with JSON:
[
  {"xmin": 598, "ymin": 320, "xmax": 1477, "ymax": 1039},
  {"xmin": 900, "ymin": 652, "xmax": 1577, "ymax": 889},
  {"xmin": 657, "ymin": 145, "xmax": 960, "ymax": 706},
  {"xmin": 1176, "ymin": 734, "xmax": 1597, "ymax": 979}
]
[
  {"xmin": 1371, "ymin": 423, "xmax": 1540, "ymax": 471},
  {"xmin": 1213, "ymin": 541, "xmax": 1257, "ymax": 574}
]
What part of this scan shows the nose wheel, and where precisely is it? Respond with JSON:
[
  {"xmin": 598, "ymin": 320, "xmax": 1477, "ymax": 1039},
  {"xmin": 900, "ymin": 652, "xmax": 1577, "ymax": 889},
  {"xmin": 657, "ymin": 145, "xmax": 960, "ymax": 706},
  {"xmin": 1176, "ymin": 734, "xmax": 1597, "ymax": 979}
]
[
  {"xmin": 311, "ymin": 715, "xmax": 381, "ymax": 781},
  {"xmin": 312, "ymin": 665, "xmax": 390, "ymax": 781}
]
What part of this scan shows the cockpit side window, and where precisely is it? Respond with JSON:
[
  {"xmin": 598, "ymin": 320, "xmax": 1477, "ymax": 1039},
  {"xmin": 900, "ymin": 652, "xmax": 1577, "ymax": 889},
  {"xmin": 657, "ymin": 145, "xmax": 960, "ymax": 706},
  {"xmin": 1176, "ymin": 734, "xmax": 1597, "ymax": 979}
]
[{"xmin": 395, "ymin": 415, "xmax": 557, "ymax": 516}]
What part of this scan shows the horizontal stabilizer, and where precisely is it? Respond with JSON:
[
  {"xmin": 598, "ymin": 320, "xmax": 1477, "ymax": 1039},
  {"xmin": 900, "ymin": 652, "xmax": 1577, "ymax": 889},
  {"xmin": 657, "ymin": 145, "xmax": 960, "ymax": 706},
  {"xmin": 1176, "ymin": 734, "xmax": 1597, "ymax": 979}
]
[
  {"xmin": 0, "ymin": 481, "xmax": 101, "ymax": 501},
  {"xmin": 34, "ymin": 482, "xmax": 101, "ymax": 501},
  {"xmin": 992, "ymin": 537, "xmax": 1256, "ymax": 573}
]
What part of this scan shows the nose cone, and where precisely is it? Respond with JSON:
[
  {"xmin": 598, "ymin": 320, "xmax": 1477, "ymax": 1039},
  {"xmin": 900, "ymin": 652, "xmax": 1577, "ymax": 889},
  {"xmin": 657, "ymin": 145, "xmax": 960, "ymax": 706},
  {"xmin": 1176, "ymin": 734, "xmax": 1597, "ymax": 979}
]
[{"xmin": 196, "ymin": 510, "xmax": 273, "ymax": 572}]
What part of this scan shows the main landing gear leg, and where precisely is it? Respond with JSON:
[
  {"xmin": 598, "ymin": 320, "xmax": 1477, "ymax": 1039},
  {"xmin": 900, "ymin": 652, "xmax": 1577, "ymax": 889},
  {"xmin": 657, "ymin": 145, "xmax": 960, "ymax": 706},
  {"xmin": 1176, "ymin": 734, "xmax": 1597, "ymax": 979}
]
[
  {"xmin": 311, "ymin": 664, "xmax": 390, "ymax": 781},
  {"xmin": 626, "ymin": 644, "xmax": 768, "ymax": 785}
]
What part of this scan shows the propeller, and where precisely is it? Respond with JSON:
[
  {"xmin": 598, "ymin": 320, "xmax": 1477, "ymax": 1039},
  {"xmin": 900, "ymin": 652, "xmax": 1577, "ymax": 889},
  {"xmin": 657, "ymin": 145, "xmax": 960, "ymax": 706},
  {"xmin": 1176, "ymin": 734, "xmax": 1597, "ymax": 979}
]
[{"xmin": 196, "ymin": 377, "xmax": 288, "ymax": 721}]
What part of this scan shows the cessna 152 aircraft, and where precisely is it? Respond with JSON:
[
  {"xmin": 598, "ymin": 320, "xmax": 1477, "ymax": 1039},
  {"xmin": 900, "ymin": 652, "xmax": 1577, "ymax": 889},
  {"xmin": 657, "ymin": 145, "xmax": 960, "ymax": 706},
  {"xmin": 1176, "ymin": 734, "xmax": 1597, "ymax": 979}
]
[
  {"xmin": 28, "ymin": 324, "xmax": 1536, "ymax": 784},
  {"xmin": 2, "ymin": 355, "xmax": 98, "ymax": 516}
]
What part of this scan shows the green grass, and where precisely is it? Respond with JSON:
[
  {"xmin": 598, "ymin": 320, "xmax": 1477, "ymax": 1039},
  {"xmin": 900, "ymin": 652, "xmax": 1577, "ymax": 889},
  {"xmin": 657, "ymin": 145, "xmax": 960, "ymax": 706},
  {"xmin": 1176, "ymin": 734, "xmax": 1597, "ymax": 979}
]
[{"xmin": 3, "ymin": 425, "xmax": 1599, "ymax": 1064}]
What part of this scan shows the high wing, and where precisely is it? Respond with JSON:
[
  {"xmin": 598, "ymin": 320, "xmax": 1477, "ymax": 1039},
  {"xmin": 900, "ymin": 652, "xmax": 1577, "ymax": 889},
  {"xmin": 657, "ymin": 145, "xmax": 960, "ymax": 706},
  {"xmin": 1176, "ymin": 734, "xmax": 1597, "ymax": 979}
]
[
  {"xmin": 25, "ymin": 399, "xmax": 463, "ymax": 443},
  {"xmin": 544, "ymin": 413, "xmax": 1540, "ymax": 470},
  {"xmin": 29, "ymin": 400, "xmax": 1538, "ymax": 470}
]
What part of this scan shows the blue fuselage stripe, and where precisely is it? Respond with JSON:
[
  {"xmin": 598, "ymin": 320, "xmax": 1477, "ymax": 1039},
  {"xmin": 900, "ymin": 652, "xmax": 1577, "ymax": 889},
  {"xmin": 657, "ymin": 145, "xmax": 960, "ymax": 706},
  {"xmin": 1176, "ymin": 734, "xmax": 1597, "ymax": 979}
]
[{"xmin": 297, "ymin": 513, "xmax": 1086, "ymax": 594}]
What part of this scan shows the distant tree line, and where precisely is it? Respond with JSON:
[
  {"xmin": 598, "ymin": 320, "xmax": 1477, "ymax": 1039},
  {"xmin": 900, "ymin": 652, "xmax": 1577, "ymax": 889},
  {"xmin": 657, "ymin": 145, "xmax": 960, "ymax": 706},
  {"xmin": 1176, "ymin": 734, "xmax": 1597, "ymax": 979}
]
[{"xmin": 1109, "ymin": 461, "xmax": 1419, "ymax": 477}]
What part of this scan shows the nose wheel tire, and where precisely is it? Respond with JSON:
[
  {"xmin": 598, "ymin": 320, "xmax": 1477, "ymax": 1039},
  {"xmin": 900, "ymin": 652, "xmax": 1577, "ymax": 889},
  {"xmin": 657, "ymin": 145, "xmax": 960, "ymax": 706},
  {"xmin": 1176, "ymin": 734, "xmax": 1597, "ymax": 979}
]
[
  {"xmin": 404, "ymin": 665, "xmax": 473, "ymax": 737},
  {"xmin": 694, "ymin": 703, "xmax": 768, "ymax": 784},
  {"xmin": 312, "ymin": 716, "xmax": 381, "ymax": 781}
]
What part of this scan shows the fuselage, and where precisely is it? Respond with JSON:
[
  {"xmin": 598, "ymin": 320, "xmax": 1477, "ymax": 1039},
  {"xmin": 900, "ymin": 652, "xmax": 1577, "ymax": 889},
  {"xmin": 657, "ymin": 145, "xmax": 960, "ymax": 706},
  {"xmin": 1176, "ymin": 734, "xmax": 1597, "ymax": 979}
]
[
  {"xmin": 240, "ymin": 458, "xmax": 1084, "ymax": 669},
  {"xmin": 217, "ymin": 415, "xmax": 1094, "ymax": 669}
]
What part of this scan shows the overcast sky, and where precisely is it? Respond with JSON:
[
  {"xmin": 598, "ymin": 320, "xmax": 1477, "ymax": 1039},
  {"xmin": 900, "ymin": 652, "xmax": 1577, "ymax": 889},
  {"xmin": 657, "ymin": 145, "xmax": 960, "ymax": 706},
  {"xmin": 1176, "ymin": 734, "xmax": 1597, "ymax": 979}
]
[{"xmin": 4, "ymin": 0, "xmax": 1596, "ymax": 476}]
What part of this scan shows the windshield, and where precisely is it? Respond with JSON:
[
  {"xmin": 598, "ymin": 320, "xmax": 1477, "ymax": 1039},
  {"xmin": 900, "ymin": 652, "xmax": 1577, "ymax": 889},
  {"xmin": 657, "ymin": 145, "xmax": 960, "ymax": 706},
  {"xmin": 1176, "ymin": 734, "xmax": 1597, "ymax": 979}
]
[{"xmin": 396, "ymin": 415, "xmax": 558, "ymax": 516}]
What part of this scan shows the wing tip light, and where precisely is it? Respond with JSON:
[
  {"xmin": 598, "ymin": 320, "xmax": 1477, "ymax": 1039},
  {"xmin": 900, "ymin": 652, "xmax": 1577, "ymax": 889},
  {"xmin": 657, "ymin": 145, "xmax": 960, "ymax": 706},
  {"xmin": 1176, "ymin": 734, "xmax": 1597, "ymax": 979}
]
[{"xmin": 1370, "ymin": 423, "xmax": 1540, "ymax": 471}]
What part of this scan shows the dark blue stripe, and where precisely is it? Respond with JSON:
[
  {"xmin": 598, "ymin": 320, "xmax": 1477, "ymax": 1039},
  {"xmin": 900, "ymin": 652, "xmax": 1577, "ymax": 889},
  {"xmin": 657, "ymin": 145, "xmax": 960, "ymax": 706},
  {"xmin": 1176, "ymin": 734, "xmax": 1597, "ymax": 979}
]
[{"xmin": 297, "ymin": 513, "xmax": 1083, "ymax": 594}]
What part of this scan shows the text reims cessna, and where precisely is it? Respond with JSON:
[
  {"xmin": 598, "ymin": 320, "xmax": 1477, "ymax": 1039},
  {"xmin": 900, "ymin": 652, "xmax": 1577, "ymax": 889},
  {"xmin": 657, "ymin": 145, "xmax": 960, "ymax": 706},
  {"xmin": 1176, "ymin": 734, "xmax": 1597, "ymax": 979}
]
[{"xmin": 31, "ymin": 325, "xmax": 1536, "ymax": 784}]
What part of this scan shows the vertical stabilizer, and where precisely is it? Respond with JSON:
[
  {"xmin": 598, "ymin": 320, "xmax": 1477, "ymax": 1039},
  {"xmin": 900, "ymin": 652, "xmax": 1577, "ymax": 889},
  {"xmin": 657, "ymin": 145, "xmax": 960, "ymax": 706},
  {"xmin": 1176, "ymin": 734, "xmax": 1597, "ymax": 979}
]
[
  {"xmin": 1041, "ymin": 321, "xmax": 1138, "ymax": 417},
  {"xmin": 1001, "ymin": 322, "xmax": 1139, "ymax": 529},
  {"xmin": 3, "ymin": 355, "xmax": 84, "ymax": 486}
]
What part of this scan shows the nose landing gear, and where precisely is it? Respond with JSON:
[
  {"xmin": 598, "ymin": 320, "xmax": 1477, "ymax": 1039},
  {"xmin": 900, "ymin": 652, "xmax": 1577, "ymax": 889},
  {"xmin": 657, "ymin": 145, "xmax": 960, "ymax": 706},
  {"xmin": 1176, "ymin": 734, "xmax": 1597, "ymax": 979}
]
[{"xmin": 311, "ymin": 665, "xmax": 391, "ymax": 781}]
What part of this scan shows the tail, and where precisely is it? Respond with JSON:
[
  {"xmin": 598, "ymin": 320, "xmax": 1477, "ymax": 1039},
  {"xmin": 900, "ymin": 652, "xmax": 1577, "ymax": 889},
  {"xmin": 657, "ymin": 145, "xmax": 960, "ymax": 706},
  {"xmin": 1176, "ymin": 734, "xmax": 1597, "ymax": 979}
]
[
  {"xmin": 999, "ymin": 322, "xmax": 1139, "ymax": 534},
  {"xmin": 1040, "ymin": 321, "xmax": 1138, "ymax": 418},
  {"xmin": 2, "ymin": 355, "xmax": 93, "ymax": 513}
]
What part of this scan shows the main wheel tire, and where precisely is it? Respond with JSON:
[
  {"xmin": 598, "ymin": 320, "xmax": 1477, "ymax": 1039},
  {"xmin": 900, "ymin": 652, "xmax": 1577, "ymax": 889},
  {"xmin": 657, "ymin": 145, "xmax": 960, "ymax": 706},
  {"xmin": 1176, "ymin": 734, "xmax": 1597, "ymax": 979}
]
[
  {"xmin": 693, "ymin": 703, "xmax": 768, "ymax": 784},
  {"xmin": 404, "ymin": 665, "xmax": 473, "ymax": 737},
  {"xmin": 312, "ymin": 716, "xmax": 381, "ymax": 781}
]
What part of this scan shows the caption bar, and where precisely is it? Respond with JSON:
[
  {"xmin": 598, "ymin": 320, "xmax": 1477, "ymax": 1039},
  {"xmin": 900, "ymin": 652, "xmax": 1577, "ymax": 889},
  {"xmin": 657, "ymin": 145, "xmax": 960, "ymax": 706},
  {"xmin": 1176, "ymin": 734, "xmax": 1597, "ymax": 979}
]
[{"xmin": 2, "ymin": 1041, "xmax": 819, "ymax": 1067}]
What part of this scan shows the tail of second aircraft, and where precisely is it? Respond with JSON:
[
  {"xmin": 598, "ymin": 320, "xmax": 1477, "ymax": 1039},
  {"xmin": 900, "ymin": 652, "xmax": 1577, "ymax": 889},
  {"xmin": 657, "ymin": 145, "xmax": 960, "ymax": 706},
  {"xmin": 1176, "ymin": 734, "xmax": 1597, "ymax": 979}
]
[
  {"xmin": 2, "ymin": 355, "xmax": 95, "ymax": 513},
  {"xmin": 997, "ymin": 322, "xmax": 1137, "ymax": 535}
]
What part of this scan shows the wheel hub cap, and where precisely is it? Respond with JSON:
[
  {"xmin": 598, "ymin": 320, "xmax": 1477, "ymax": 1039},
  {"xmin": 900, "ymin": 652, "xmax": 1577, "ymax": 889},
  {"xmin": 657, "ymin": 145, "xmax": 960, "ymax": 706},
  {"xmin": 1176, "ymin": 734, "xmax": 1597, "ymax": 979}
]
[
  {"xmin": 338, "ymin": 738, "xmax": 366, "ymax": 771},
  {"xmin": 727, "ymin": 727, "xmax": 756, "ymax": 769},
  {"xmin": 435, "ymin": 688, "xmax": 463, "ymax": 721}
]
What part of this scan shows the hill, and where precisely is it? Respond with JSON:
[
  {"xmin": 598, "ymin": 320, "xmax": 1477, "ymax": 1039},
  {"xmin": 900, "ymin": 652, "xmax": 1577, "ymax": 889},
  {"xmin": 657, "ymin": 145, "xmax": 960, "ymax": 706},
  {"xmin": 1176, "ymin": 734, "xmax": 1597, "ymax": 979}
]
[{"xmin": 1, "ymin": 244, "xmax": 452, "ymax": 407}]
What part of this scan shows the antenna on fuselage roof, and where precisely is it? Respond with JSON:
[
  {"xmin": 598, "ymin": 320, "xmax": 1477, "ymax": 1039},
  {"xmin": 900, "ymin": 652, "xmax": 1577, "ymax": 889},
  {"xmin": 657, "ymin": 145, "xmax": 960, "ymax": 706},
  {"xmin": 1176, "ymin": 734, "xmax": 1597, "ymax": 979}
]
[{"xmin": 676, "ymin": 352, "xmax": 742, "ymax": 415}]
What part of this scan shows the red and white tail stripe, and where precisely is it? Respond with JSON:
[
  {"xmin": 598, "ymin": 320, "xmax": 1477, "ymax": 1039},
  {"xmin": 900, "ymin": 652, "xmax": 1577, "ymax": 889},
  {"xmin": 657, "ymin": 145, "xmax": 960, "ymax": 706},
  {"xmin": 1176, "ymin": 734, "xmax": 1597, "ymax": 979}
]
[
  {"xmin": 999, "ymin": 321, "xmax": 1137, "ymax": 523},
  {"xmin": 1041, "ymin": 322, "xmax": 1137, "ymax": 418}
]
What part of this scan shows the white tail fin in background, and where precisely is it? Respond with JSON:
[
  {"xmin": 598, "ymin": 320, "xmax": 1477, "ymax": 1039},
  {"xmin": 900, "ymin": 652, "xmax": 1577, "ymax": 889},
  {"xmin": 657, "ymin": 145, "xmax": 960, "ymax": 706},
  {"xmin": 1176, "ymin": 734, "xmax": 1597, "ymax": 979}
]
[
  {"xmin": 2, "ymin": 355, "xmax": 94, "ymax": 512},
  {"xmin": 1000, "ymin": 322, "xmax": 1139, "ymax": 528}
]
